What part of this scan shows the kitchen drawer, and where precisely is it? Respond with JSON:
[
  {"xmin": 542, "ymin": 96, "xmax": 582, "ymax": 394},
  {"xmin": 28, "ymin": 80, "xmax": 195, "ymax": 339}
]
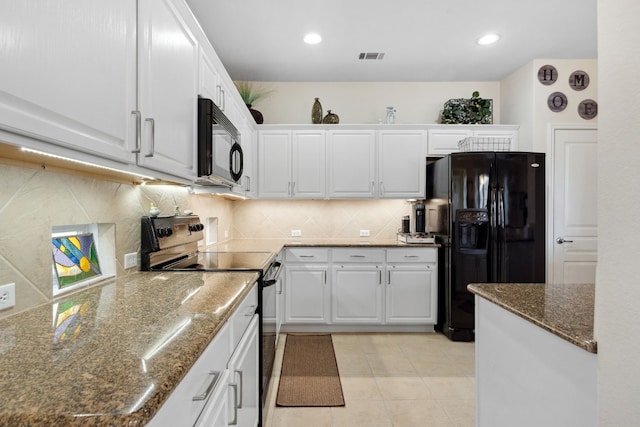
[
  {"xmin": 230, "ymin": 284, "xmax": 258, "ymax": 352},
  {"xmin": 386, "ymin": 248, "xmax": 437, "ymax": 263},
  {"xmin": 332, "ymin": 248, "xmax": 385, "ymax": 263},
  {"xmin": 148, "ymin": 322, "xmax": 231, "ymax": 426},
  {"xmin": 285, "ymin": 248, "xmax": 330, "ymax": 263}
]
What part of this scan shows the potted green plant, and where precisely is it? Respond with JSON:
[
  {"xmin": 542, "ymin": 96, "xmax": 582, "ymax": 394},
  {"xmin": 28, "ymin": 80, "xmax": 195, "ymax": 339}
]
[
  {"xmin": 440, "ymin": 91, "xmax": 493, "ymax": 124},
  {"xmin": 234, "ymin": 81, "xmax": 273, "ymax": 124}
]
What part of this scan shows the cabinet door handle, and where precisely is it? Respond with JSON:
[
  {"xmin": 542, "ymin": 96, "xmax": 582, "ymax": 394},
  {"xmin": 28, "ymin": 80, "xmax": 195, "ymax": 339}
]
[
  {"xmin": 144, "ymin": 118, "xmax": 155, "ymax": 157},
  {"xmin": 387, "ymin": 271, "xmax": 391, "ymax": 285},
  {"xmin": 234, "ymin": 369, "xmax": 244, "ymax": 408},
  {"xmin": 246, "ymin": 305, "xmax": 256, "ymax": 316},
  {"xmin": 220, "ymin": 88, "xmax": 226, "ymax": 111},
  {"xmin": 323, "ymin": 270, "xmax": 327, "ymax": 285},
  {"xmin": 379, "ymin": 270, "xmax": 382, "ymax": 285},
  {"xmin": 192, "ymin": 371, "xmax": 220, "ymax": 401},
  {"xmin": 288, "ymin": 181, "xmax": 291, "ymax": 196},
  {"xmin": 229, "ymin": 383, "xmax": 238, "ymax": 425},
  {"xmin": 292, "ymin": 181, "xmax": 296, "ymax": 196},
  {"xmin": 380, "ymin": 181, "xmax": 384, "ymax": 194},
  {"xmin": 131, "ymin": 110, "xmax": 141, "ymax": 153},
  {"xmin": 245, "ymin": 175, "xmax": 251, "ymax": 192}
]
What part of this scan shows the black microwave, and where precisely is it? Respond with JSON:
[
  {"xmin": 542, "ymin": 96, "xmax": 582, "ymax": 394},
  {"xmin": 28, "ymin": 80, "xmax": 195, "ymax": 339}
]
[{"xmin": 197, "ymin": 96, "xmax": 243, "ymax": 187}]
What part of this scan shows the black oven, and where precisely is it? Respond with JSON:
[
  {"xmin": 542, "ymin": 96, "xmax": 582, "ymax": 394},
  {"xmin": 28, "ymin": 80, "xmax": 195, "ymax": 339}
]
[
  {"xmin": 141, "ymin": 215, "xmax": 281, "ymax": 427},
  {"xmin": 197, "ymin": 96, "xmax": 243, "ymax": 187}
]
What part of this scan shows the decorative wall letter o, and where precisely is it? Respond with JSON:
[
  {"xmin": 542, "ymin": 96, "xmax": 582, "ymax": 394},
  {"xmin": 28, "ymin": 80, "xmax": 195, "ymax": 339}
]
[{"xmin": 547, "ymin": 92, "xmax": 568, "ymax": 112}]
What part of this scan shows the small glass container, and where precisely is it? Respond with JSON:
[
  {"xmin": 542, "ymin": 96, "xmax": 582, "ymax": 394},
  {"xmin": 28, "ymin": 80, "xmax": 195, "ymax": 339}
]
[{"xmin": 386, "ymin": 107, "xmax": 396, "ymax": 124}]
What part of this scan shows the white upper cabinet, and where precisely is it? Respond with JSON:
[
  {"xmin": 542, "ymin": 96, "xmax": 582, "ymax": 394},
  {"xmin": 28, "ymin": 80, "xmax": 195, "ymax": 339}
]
[
  {"xmin": 292, "ymin": 131, "xmax": 326, "ymax": 198},
  {"xmin": 427, "ymin": 127, "xmax": 473, "ymax": 157},
  {"xmin": 258, "ymin": 130, "xmax": 292, "ymax": 198},
  {"xmin": 0, "ymin": 0, "xmax": 137, "ymax": 163},
  {"xmin": 378, "ymin": 130, "xmax": 427, "ymax": 198},
  {"xmin": 136, "ymin": 0, "xmax": 199, "ymax": 179},
  {"xmin": 258, "ymin": 129, "xmax": 325, "ymax": 198},
  {"xmin": 427, "ymin": 125, "xmax": 519, "ymax": 157},
  {"xmin": 328, "ymin": 130, "xmax": 377, "ymax": 198}
]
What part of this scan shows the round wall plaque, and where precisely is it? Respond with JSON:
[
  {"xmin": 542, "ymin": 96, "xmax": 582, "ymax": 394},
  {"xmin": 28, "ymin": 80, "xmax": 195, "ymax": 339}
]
[
  {"xmin": 538, "ymin": 65, "xmax": 558, "ymax": 85},
  {"xmin": 578, "ymin": 99, "xmax": 598, "ymax": 120},
  {"xmin": 547, "ymin": 92, "xmax": 568, "ymax": 112},
  {"xmin": 569, "ymin": 70, "xmax": 590, "ymax": 91}
]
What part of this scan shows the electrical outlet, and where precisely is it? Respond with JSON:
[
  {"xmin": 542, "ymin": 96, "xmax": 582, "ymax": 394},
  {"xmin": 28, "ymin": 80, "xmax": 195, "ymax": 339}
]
[
  {"xmin": 291, "ymin": 229, "xmax": 302, "ymax": 237},
  {"xmin": 0, "ymin": 283, "xmax": 16, "ymax": 311},
  {"xmin": 360, "ymin": 229, "xmax": 370, "ymax": 237},
  {"xmin": 124, "ymin": 252, "xmax": 138, "ymax": 269},
  {"xmin": 224, "ymin": 230, "xmax": 229, "ymax": 239}
]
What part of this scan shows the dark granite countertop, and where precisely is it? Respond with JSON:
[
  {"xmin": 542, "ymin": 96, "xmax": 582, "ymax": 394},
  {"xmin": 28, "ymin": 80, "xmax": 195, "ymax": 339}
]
[
  {"xmin": 467, "ymin": 283, "xmax": 597, "ymax": 353},
  {"xmin": 0, "ymin": 271, "xmax": 259, "ymax": 426},
  {"xmin": 209, "ymin": 237, "xmax": 439, "ymax": 253}
]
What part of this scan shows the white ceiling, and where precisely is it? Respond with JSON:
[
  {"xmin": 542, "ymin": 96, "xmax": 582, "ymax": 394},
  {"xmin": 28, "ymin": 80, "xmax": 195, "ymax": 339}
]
[{"xmin": 186, "ymin": 0, "xmax": 597, "ymax": 82}]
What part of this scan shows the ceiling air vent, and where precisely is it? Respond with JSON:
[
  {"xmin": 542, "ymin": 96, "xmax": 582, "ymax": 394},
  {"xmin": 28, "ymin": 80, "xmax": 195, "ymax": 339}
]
[{"xmin": 358, "ymin": 52, "xmax": 385, "ymax": 61}]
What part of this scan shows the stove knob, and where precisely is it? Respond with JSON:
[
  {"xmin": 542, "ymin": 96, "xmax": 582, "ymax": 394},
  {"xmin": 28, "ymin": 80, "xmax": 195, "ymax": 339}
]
[
  {"xmin": 197, "ymin": 223, "xmax": 204, "ymax": 231},
  {"xmin": 156, "ymin": 228, "xmax": 166, "ymax": 237},
  {"xmin": 164, "ymin": 227, "xmax": 173, "ymax": 237}
]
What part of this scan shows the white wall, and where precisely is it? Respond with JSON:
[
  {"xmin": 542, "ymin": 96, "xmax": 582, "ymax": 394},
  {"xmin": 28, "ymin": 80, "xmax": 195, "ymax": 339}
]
[
  {"xmin": 501, "ymin": 59, "xmax": 598, "ymax": 152},
  {"xmin": 595, "ymin": 0, "xmax": 640, "ymax": 424},
  {"xmin": 249, "ymin": 81, "xmax": 500, "ymax": 125}
]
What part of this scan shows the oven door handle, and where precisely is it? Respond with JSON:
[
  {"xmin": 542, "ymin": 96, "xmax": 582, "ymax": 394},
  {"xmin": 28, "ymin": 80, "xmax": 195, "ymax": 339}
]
[{"xmin": 262, "ymin": 279, "xmax": 277, "ymax": 287}]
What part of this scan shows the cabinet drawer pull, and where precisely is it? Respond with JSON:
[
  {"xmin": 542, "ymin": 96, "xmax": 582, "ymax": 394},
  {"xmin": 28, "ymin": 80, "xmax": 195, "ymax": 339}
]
[
  {"xmin": 235, "ymin": 369, "xmax": 244, "ymax": 408},
  {"xmin": 404, "ymin": 255, "xmax": 420, "ymax": 259},
  {"xmin": 144, "ymin": 117, "xmax": 155, "ymax": 157},
  {"xmin": 349, "ymin": 255, "xmax": 366, "ymax": 258},
  {"xmin": 131, "ymin": 110, "xmax": 141, "ymax": 153},
  {"xmin": 192, "ymin": 371, "xmax": 220, "ymax": 401},
  {"xmin": 299, "ymin": 255, "xmax": 315, "ymax": 258},
  {"xmin": 229, "ymin": 383, "xmax": 238, "ymax": 425}
]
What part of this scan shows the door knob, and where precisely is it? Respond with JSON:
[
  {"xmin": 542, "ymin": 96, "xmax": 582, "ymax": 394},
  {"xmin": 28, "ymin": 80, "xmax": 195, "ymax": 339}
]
[{"xmin": 556, "ymin": 237, "xmax": 574, "ymax": 244}]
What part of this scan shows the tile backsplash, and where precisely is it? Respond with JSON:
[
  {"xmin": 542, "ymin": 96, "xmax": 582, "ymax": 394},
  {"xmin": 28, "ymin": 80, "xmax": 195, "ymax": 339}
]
[{"xmin": 0, "ymin": 161, "xmax": 414, "ymax": 318}]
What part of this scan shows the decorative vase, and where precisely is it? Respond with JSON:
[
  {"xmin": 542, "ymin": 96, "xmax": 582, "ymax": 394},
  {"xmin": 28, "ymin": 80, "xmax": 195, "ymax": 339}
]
[
  {"xmin": 246, "ymin": 104, "xmax": 264, "ymax": 124},
  {"xmin": 311, "ymin": 97, "xmax": 323, "ymax": 124},
  {"xmin": 322, "ymin": 110, "xmax": 339, "ymax": 124}
]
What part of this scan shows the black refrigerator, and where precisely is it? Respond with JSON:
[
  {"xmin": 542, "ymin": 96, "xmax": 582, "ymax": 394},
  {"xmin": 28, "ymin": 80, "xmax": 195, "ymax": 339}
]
[{"xmin": 426, "ymin": 152, "xmax": 546, "ymax": 341}]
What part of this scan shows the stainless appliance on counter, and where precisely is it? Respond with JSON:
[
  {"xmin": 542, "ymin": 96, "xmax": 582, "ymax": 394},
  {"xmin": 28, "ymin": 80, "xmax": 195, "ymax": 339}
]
[
  {"xmin": 426, "ymin": 152, "xmax": 546, "ymax": 341},
  {"xmin": 141, "ymin": 215, "xmax": 282, "ymax": 426}
]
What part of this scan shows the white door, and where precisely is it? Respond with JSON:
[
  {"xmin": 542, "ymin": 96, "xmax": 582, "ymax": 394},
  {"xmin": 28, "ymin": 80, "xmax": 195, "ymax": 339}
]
[{"xmin": 550, "ymin": 127, "xmax": 598, "ymax": 284}]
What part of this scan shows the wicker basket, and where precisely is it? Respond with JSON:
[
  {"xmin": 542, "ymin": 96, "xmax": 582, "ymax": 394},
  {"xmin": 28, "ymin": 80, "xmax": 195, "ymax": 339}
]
[{"xmin": 458, "ymin": 137, "xmax": 511, "ymax": 152}]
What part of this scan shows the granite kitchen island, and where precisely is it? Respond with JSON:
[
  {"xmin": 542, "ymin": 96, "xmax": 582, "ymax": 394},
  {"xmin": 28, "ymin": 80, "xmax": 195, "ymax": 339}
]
[{"xmin": 468, "ymin": 283, "xmax": 597, "ymax": 427}]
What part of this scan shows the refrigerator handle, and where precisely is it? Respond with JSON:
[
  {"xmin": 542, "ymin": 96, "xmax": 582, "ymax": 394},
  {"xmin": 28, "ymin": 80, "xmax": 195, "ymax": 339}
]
[
  {"xmin": 498, "ymin": 187, "xmax": 507, "ymax": 281},
  {"xmin": 498, "ymin": 187, "xmax": 505, "ymax": 228},
  {"xmin": 490, "ymin": 188, "xmax": 497, "ymax": 228}
]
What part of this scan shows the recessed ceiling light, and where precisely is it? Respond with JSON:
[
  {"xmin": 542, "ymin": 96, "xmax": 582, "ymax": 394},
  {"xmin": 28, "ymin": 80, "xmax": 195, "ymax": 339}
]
[
  {"xmin": 477, "ymin": 33, "xmax": 501, "ymax": 45},
  {"xmin": 304, "ymin": 33, "xmax": 322, "ymax": 45}
]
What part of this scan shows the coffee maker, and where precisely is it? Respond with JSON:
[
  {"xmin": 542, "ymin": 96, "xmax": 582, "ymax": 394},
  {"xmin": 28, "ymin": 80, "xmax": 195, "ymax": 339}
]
[{"xmin": 413, "ymin": 201, "xmax": 426, "ymax": 234}]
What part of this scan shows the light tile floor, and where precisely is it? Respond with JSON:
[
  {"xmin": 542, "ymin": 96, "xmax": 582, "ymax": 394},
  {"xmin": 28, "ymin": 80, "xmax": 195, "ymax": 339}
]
[{"xmin": 263, "ymin": 332, "xmax": 475, "ymax": 427}]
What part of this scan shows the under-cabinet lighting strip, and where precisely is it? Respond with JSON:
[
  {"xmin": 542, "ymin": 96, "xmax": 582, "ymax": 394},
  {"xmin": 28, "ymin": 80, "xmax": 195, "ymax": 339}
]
[{"xmin": 20, "ymin": 147, "xmax": 157, "ymax": 181}]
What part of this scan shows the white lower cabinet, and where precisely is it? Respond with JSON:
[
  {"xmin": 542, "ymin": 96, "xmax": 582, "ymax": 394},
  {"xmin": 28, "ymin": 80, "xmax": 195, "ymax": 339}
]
[
  {"xmin": 284, "ymin": 248, "xmax": 330, "ymax": 324},
  {"xmin": 385, "ymin": 248, "xmax": 438, "ymax": 324},
  {"xmin": 148, "ymin": 322, "xmax": 231, "ymax": 426},
  {"xmin": 282, "ymin": 247, "xmax": 438, "ymax": 329},
  {"xmin": 148, "ymin": 284, "xmax": 259, "ymax": 427},
  {"xmin": 227, "ymin": 315, "xmax": 260, "ymax": 427},
  {"xmin": 332, "ymin": 249, "xmax": 384, "ymax": 324}
]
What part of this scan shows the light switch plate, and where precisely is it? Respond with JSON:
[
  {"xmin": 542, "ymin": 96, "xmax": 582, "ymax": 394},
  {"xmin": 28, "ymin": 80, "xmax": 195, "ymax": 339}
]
[
  {"xmin": 0, "ymin": 283, "xmax": 16, "ymax": 310},
  {"xmin": 124, "ymin": 252, "xmax": 138, "ymax": 269}
]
